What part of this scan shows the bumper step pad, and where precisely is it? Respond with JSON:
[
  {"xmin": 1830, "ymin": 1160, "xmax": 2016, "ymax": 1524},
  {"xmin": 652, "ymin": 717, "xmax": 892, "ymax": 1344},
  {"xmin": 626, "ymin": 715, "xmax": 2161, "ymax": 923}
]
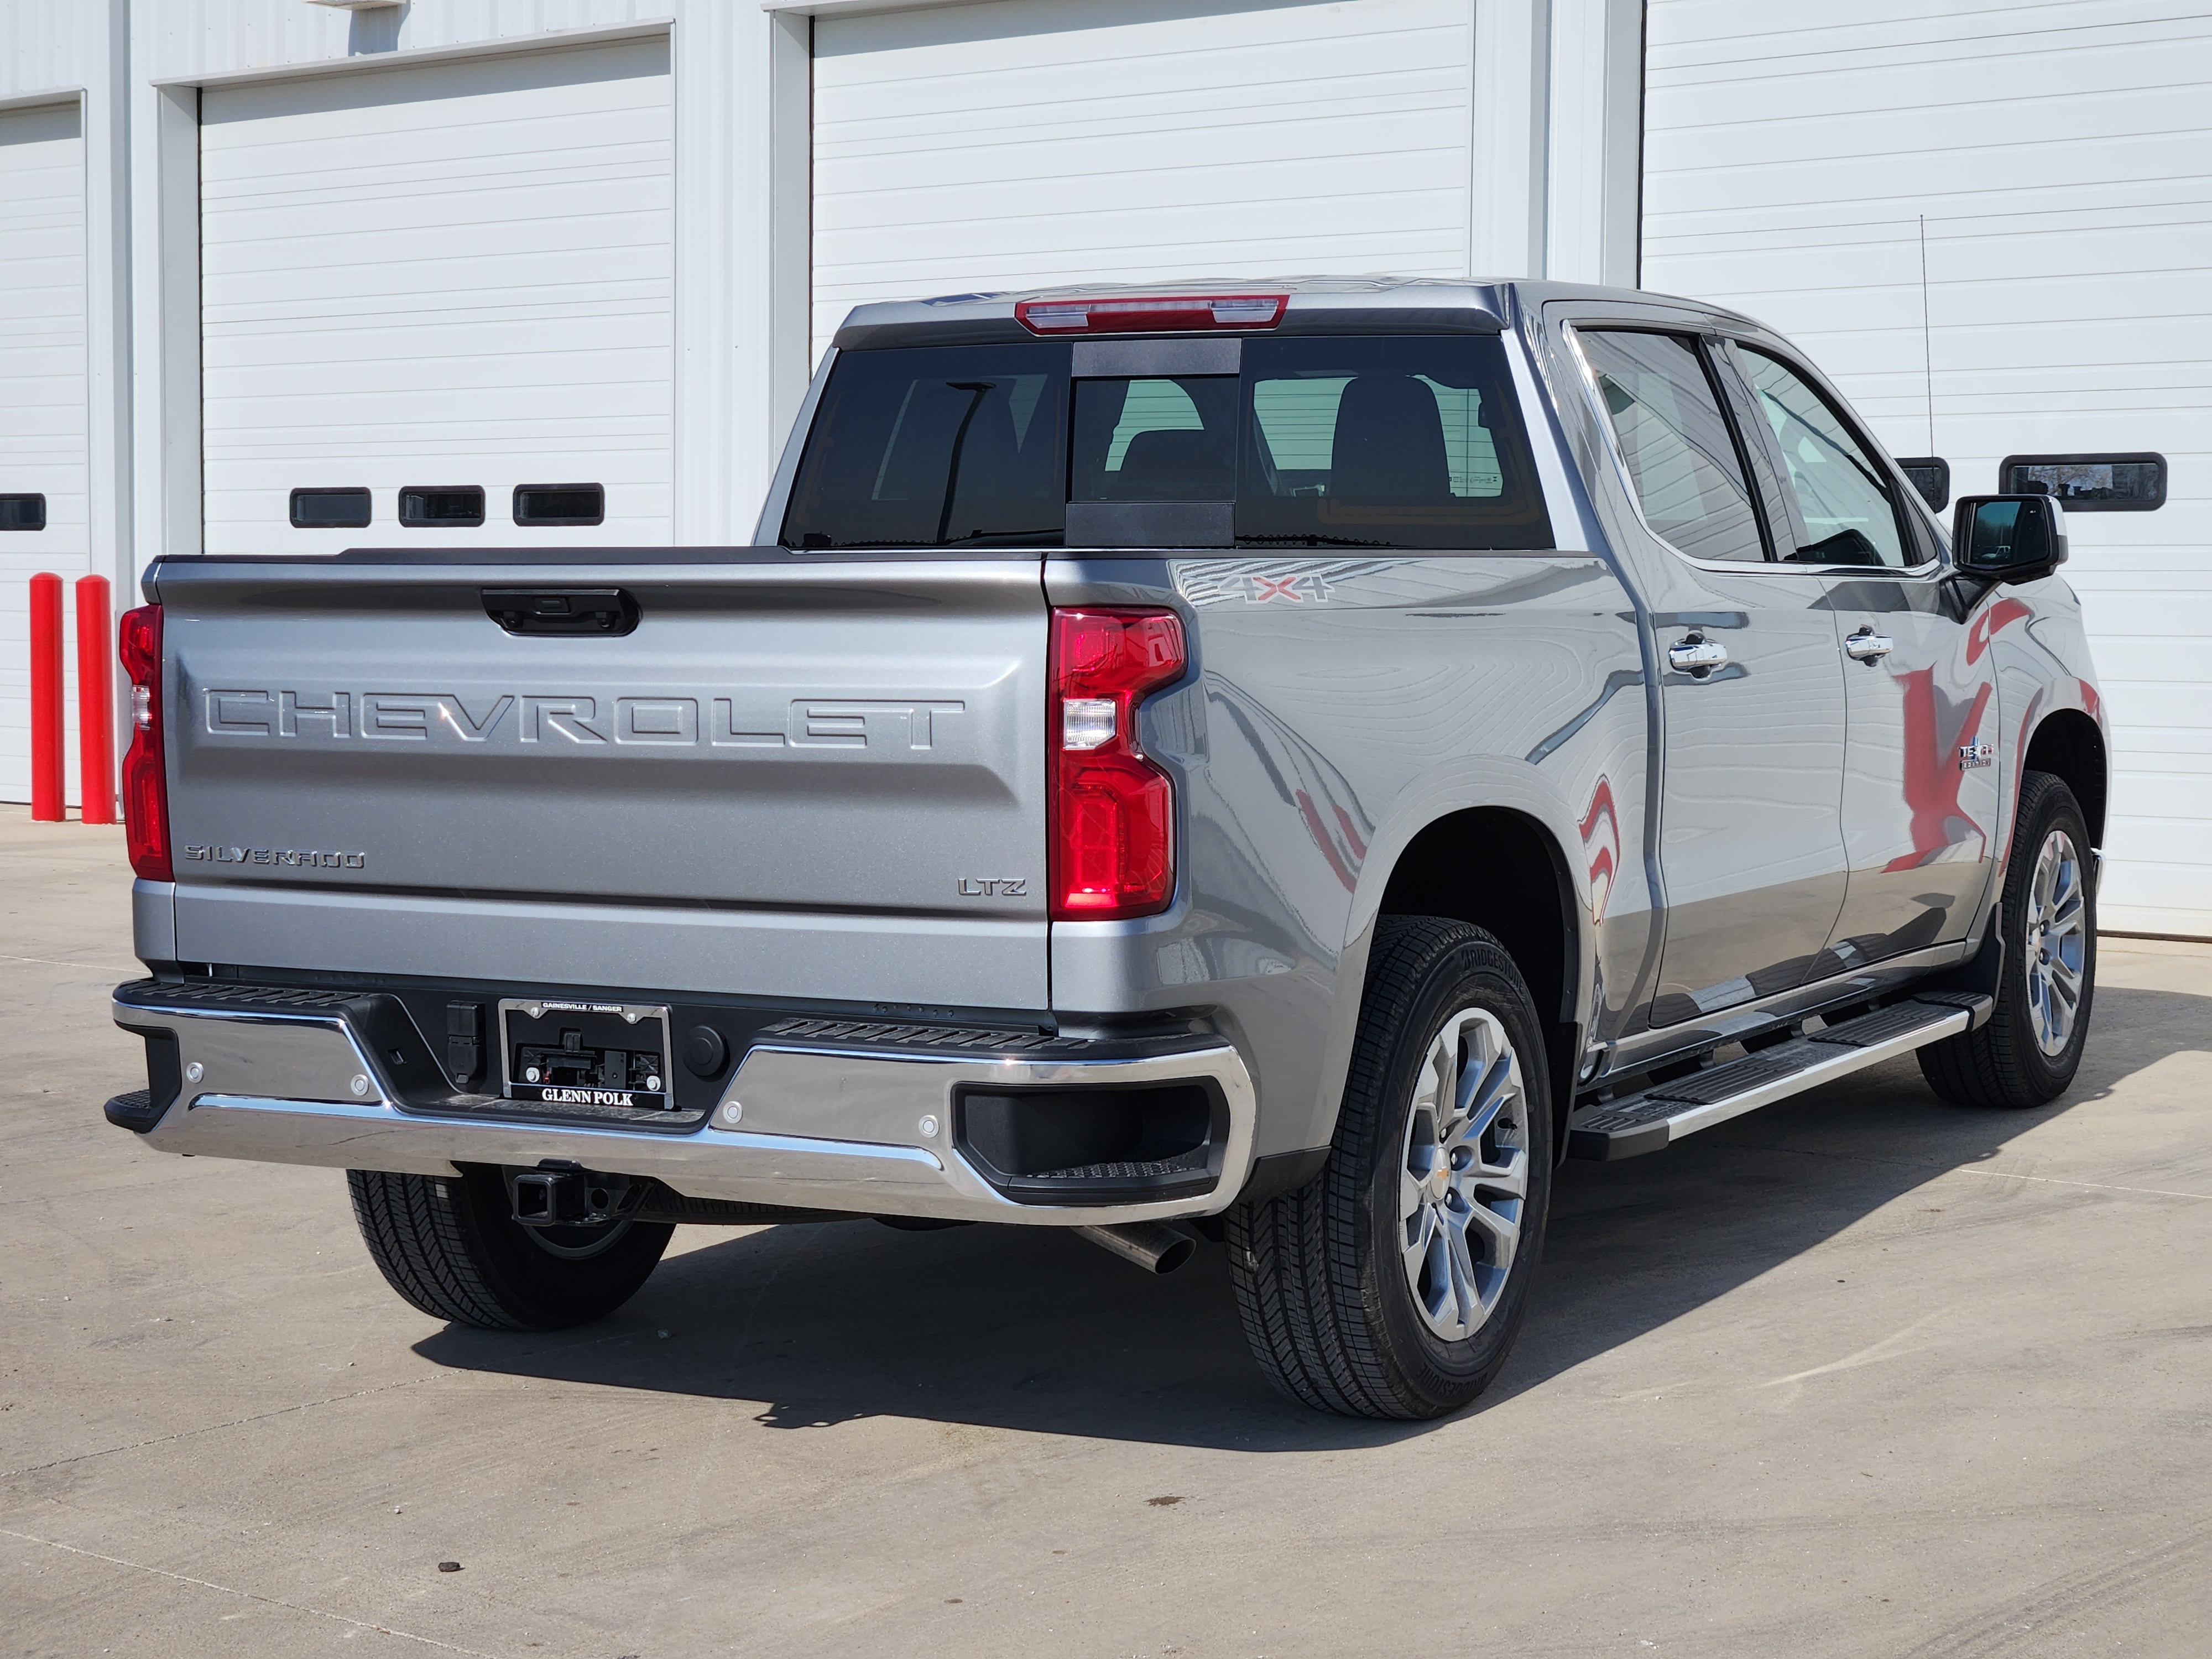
[
  {"xmin": 1568, "ymin": 995, "xmax": 1992, "ymax": 1161},
  {"xmin": 104, "ymin": 1089, "xmax": 163, "ymax": 1133}
]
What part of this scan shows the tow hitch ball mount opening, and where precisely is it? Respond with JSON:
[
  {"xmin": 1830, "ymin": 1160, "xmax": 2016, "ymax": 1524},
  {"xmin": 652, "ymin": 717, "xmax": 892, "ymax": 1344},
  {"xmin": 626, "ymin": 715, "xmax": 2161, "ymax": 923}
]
[{"xmin": 506, "ymin": 1162, "xmax": 644, "ymax": 1228}]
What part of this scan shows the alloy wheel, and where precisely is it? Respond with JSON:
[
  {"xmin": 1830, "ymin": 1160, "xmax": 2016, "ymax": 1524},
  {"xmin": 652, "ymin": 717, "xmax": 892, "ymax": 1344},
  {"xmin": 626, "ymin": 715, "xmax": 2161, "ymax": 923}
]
[
  {"xmin": 2025, "ymin": 827, "xmax": 2088, "ymax": 1057},
  {"xmin": 1397, "ymin": 1006, "xmax": 1529, "ymax": 1342}
]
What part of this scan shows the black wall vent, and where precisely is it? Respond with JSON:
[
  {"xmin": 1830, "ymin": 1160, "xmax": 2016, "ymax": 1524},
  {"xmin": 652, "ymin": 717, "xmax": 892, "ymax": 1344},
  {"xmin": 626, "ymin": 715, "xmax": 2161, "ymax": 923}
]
[
  {"xmin": 2000, "ymin": 452, "xmax": 2166, "ymax": 512},
  {"xmin": 1895, "ymin": 457, "xmax": 1949, "ymax": 512},
  {"xmin": 513, "ymin": 483, "xmax": 605, "ymax": 526},
  {"xmin": 290, "ymin": 487, "xmax": 372, "ymax": 529},
  {"xmin": 399, "ymin": 485, "xmax": 486, "ymax": 527}
]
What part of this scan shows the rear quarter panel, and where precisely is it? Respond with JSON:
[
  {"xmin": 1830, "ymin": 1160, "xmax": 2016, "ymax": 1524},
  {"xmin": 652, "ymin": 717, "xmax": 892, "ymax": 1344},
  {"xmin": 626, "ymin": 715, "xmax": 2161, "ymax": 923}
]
[{"xmin": 1047, "ymin": 553, "xmax": 1651, "ymax": 1158}]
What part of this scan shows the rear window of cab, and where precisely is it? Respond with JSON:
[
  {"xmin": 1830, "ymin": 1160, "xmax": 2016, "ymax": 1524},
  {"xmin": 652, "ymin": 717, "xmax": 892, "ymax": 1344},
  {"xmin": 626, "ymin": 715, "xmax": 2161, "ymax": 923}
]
[{"xmin": 780, "ymin": 336, "xmax": 1553, "ymax": 552}]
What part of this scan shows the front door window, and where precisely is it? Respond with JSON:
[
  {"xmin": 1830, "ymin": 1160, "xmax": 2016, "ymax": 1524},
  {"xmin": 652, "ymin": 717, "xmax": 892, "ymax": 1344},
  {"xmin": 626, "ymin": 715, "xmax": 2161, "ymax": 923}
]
[{"xmin": 1739, "ymin": 347, "xmax": 1911, "ymax": 568}]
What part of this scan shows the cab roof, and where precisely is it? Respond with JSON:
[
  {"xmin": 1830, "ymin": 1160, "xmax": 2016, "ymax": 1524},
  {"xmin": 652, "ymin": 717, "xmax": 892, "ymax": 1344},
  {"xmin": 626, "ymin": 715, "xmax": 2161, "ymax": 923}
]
[{"xmin": 830, "ymin": 276, "xmax": 1747, "ymax": 352}]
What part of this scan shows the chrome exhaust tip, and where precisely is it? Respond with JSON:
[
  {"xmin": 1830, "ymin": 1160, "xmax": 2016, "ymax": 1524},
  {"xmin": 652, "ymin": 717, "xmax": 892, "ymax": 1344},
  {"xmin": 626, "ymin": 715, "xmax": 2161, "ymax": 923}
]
[{"xmin": 1076, "ymin": 1220, "xmax": 1199, "ymax": 1275}]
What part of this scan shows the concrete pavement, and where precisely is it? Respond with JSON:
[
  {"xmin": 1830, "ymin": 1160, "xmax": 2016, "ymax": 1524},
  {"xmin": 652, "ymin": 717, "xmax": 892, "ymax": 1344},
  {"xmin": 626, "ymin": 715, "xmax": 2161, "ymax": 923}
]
[{"xmin": 5, "ymin": 804, "xmax": 2210, "ymax": 1657}]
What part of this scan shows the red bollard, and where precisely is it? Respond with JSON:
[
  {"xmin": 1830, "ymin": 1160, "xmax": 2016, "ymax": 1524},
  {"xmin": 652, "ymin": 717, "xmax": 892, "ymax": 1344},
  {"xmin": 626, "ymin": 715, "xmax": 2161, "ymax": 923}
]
[
  {"xmin": 75, "ymin": 575, "xmax": 116, "ymax": 823},
  {"xmin": 28, "ymin": 572, "xmax": 64, "ymax": 821}
]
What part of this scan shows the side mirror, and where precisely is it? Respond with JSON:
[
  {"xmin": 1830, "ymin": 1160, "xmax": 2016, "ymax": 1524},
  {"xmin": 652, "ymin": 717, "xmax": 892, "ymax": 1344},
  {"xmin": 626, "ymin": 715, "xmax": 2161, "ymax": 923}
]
[{"xmin": 1952, "ymin": 493, "xmax": 2069, "ymax": 583}]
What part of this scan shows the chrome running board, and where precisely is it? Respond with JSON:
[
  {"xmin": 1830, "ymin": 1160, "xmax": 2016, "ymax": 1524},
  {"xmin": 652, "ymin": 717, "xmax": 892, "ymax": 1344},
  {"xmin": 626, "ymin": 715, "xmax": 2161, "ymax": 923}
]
[{"xmin": 1566, "ymin": 994, "xmax": 1992, "ymax": 1161}]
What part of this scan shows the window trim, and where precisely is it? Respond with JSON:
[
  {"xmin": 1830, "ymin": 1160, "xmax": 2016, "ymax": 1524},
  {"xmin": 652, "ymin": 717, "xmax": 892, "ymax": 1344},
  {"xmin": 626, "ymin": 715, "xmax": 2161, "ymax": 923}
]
[
  {"xmin": 1697, "ymin": 335, "xmax": 1787, "ymax": 562},
  {"xmin": 1997, "ymin": 451, "xmax": 2167, "ymax": 513},
  {"xmin": 1705, "ymin": 335, "xmax": 1809, "ymax": 557}
]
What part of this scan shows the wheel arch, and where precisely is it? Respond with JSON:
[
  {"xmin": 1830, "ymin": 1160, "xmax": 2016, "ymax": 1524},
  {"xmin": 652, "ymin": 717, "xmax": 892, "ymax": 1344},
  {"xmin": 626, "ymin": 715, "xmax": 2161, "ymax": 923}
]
[
  {"xmin": 2023, "ymin": 708, "xmax": 2108, "ymax": 847},
  {"xmin": 1297, "ymin": 757, "xmax": 1602, "ymax": 1171},
  {"xmin": 1374, "ymin": 805, "xmax": 1585, "ymax": 1155}
]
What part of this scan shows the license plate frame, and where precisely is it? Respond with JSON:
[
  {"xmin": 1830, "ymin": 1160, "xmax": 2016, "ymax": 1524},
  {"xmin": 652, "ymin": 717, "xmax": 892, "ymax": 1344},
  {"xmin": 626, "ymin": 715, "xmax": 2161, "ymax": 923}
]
[{"xmin": 497, "ymin": 998, "xmax": 676, "ymax": 1114}]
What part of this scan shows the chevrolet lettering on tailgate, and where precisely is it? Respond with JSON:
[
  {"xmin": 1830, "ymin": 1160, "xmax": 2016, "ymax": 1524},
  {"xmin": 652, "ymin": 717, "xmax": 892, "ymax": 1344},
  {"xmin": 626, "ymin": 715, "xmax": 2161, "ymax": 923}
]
[{"xmin": 202, "ymin": 689, "xmax": 967, "ymax": 750}]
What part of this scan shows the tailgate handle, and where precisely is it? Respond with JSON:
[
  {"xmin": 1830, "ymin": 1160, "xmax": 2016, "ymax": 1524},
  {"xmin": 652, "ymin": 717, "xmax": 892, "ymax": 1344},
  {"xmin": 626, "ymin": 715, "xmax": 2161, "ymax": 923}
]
[{"xmin": 482, "ymin": 588, "xmax": 639, "ymax": 638}]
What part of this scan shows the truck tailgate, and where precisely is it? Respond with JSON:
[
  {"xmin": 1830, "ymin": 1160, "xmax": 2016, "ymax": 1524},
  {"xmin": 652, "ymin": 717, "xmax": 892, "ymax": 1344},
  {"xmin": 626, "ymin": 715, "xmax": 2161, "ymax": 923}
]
[{"xmin": 150, "ymin": 555, "xmax": 1050, "ymax": 1008}]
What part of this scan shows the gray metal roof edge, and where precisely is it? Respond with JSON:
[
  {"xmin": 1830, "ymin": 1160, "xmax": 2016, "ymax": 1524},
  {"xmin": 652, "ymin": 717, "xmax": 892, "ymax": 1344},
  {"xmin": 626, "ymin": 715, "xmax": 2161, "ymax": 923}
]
[
  {"xmin": 830, "ymin": 276, "xmax": 1518, "ymax": 351},
  {"xmin": 826, "ymin": 276, "xmax": 1764, "ymax": 352}
]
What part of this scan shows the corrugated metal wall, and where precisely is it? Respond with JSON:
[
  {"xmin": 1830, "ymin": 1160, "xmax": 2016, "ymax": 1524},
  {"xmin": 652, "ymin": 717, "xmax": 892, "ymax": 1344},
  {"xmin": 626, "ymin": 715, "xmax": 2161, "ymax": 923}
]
[
  {"xmin": 811, "ymin": 0, "xmax": 1478, "ymax": 364},
  {"xmin": 130, "ymin": 1, "xmax": 787, "ymax": 552},
  {"xmin": 1, "ymin": 0, "xmax": 120, "ymax": 810},
  {"xmin": 811, "ymin": 0, "xmax": 1642, "ymax": 362},
  {"xmin": 1, "ymin": 0, "xmax": 102, "ymax": 93},
  {"xmin": 197, "ymin": 36, "xmax": 676, "ymax": 553},
  {"xmin": 0, "ymin": 97, "xmax": 87, "ymax": 806},
  {"xmin": 1643, "ymin": 0, "xmax": 2212, "ymax": 938},
  {"xmin": 129, "ymin": 0, "xmax": 656, "ymax": 80}
]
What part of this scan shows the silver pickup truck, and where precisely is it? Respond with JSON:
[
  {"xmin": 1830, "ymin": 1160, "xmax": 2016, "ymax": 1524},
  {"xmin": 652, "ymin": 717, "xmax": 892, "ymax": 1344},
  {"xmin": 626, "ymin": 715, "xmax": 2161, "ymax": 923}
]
[{"xmin": 105, "ymin": 279, "xmax": 2105, "ymax": 1420}]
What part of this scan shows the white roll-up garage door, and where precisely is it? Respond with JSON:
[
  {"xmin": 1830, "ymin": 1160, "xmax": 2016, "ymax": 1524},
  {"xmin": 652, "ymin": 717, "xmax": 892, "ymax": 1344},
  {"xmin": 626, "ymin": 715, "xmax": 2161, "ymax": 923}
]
[
  {"xmin": 200, "ymin": 36, "xmax": 672, "ymax": 555},
  {"xmin": 812, "ymin": 0, "xmax": 1477, "ymax": 363},
  {"xmin": 1642, "ymin": 2, "xmax": 2212, "ymax": 938},
  {"xmin": 0, "ymin": 98, "xmax": 87, "ymax": 804}
]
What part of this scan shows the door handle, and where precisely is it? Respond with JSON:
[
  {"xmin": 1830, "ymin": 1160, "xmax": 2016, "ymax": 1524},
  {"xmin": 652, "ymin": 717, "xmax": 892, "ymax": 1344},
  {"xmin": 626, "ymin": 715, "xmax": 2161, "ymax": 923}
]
[
  {"xmin": 1666, "ymin": 634, "xmax": 1730, "ymax": 676},
  {"xmin": 482, "ymin": 588, "xmax": 640, "ymax": 637},
  {"xmin": 1844, "ymin": 627, "xmax": 1894, "ymax": 662}
]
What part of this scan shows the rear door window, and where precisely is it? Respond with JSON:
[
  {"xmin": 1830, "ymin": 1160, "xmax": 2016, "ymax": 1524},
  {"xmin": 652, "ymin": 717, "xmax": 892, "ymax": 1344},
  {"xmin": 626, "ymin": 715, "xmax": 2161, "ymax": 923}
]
[{"xmin": 1575, "ymin": 329, "xmax": 1769, "ymax": 564}]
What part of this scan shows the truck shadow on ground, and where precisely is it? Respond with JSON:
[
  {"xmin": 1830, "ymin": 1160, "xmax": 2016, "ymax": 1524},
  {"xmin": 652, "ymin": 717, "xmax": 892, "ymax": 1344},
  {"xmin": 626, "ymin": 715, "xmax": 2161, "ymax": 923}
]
[{"xmin": 415, "ymin": 983, "xmax": 2208, "ymax": 1452}]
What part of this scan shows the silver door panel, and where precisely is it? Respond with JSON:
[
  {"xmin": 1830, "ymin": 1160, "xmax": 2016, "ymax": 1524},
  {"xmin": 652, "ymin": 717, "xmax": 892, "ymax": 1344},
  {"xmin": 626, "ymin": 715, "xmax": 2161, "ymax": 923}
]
[
  {"xmin": 1645, "ymin": 576, "xmax": 1850, "ymax": 1021},
  {"xmin": 1548, "ymin": 307, "xmax": 1853, "ymax": 1027},
  {"xmin": 1820, "ymin": 575, "xmax": 2001, "ymax": 968}
]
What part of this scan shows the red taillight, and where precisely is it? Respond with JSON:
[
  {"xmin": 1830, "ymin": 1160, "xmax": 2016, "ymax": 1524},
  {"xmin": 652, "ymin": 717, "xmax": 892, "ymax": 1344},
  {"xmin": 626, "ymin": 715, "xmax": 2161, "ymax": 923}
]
[
  {"xmin": 1049, "ymin": 608, "xmax": 1186, "ymax": 920},
  {"xmin": 1015, "ymin": 294, "xmax": 1286, "ymax": 335},
  {"xmin": 118, "ymin": 603, "xmax": 171, "ymax": 881}
]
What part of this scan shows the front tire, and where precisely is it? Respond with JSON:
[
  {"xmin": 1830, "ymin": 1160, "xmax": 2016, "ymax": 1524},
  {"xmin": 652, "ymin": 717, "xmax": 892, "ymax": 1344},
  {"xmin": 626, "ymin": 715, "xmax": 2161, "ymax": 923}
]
[
  {"xmin": 348, "ymin": 1165, "xmax": 672, "ymax": 1331},
  {"xmin": 1918, "ymin": 770, "xmax": 2096, "ymax": 1108},
  {"xmin": 1228, "ymin": 917, "xmax": 1553, "ymax": 1419}
]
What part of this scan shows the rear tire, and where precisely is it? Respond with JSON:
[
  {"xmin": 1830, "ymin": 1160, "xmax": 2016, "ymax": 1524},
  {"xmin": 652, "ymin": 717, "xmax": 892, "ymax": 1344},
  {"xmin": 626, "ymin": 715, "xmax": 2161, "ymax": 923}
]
[
  {"xmin": 1228, "ymin": 917, "xmax": 1553, "ymax": 1419},
  {"xmin": 348, "ymin": 1165, "xmax": 672, "ymax": 1331},
  {"xmin": 1918, "ymin": 770, "xmax": 2096, "ymax": 1108}
]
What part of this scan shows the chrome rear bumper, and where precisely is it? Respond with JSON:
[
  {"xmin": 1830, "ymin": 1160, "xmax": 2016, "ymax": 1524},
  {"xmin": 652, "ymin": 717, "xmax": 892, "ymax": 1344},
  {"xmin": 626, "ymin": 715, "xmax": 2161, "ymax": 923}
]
[{"xmin": 111, "ymin": 989, "xmax": 1257, "ymax": 1227}]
